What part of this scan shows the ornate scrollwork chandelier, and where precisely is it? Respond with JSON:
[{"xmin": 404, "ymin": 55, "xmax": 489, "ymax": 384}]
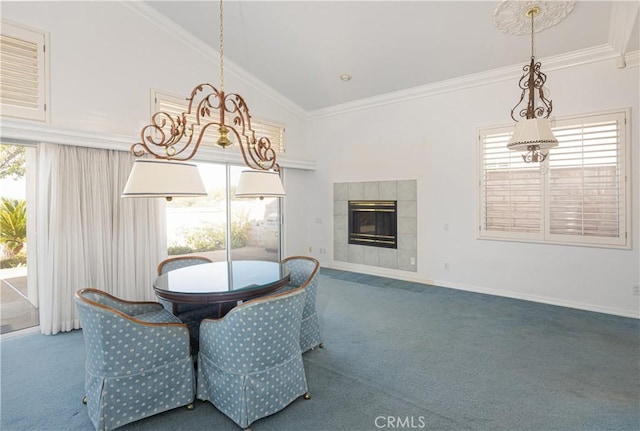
[
  {"xmin": 507, "ymin": 6, "xmax": 557, "ymax": 163},
  {"xmin": 493, "ymin": 1, "xmax": 574, "ymax": 163},
  {"xmin": 123, "ymin": 0, "xmax": 284, "ymax": 200}
]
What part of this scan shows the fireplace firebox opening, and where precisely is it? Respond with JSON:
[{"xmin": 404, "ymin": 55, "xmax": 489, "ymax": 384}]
[{"xmin": 348, "ymin": 200, "xmax": 397, "ymax": 249}]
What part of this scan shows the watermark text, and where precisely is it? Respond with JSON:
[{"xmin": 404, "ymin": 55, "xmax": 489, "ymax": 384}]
[{"xmin": 374, "ymin": 416, "xmax": 426, "ymax": 429}]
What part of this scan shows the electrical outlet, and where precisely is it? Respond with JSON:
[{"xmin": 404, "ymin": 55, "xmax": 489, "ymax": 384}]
[
  {"xmin": 410, "ymin": 257, "xmax": 416, "ymax": 265},
  {"xmin": 308, "ymin": 246, "xmax": 312, "ymax": 253},
  {"xmin": 633, "ymin": 285, "xmax": 640, "ymax": 296},
  {"xmin": 444, "ymin": 263, "xmax": 449, "ymax": 271}
]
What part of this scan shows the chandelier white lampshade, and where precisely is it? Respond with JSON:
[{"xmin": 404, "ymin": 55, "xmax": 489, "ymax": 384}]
[
  {"xmin": 235, "ymin": 170, "xmax": 285, "ymax": 199},
  {"xmin": 507, "ymin": 118, "xmax": 559, "ymax": 151},
  {"xmin": 122, "ymin": 159, "xmax": 207, "ymax": 200}
]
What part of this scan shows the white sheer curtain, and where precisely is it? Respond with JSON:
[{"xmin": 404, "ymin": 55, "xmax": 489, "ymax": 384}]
[{"xmin": 36, "ymin": 143, "xmax": 166, "ymax": 335}]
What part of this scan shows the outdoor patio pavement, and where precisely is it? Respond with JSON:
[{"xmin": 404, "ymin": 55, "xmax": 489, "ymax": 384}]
[{"xmin": 0, "ymin": 269, "xmax": 38, "ymax": 334}]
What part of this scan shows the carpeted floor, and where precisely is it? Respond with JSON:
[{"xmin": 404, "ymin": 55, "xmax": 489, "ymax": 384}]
[{"xmin": 1, "ymin": 269, "xmax": 639, "ymax": 431}]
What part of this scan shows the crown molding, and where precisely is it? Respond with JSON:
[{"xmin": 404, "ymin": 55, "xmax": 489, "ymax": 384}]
[
  {"xmin": 309, "ymin": 44, "xmax": 626, "ymax": 120},
  {"xmin": 624, "ymin": 50, "xmax": 640, "ymax": 68},
  {"xmin": 117, "ymin": 1, "xmax": 307, "ymax": 119},
  {"xmin": 117, "ymin": 0, "xmax": 636, "ymax": 124}
]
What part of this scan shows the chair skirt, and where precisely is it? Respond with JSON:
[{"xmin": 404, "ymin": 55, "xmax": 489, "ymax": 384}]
[
  {"xmin": 197, "ymin": 352, "xmax": 307, "ymax": 428},
  {"xmin": 85, "ymin": 356, "xmax": 194, "ymax": 431}
]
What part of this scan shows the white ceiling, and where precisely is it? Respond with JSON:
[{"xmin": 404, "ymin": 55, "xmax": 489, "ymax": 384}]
[{"xmin": 144, "ymin": 1, "xmax": 639, "ymax": 112}]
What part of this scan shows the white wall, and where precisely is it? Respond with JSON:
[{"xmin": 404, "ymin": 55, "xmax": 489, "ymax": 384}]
[
  {"xmin": 3, "ymin": 2, "xmax": 638, "ymax": 317},
  {"xmin": 1, "ymin": 1, "xmax": 312, "ymax": 257},
  {"xmin": 308, "ymin": 58, "xmax": 639, "ymax": 318}
]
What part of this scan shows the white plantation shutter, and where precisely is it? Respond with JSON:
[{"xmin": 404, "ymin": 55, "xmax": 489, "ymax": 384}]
[
  {"xmin": 480, "ymin": 127, "xmax": 542, "ymax": 238},
  {"xmin": 547, "ymin": 112, "xmax": 626, "ymax": 246},
  {"xmin": 154, "ymin": 90, "xmax": 285, "ymax": 153},
  {"xmin": 251, "ymin": 120, "xmax": 285, "ymax": 153},
  {"xmin": 479, "ymin": 110, "xmax": 628, "ymax": 248},
  {"xmin": 0, "ymin": 21, "xmax": 47, "ymax": 122}
]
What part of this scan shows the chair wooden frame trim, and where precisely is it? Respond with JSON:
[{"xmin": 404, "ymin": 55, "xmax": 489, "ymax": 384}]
[
  {"xmin": 200, "ymin": 285, "xmax": 306, "ymax": 325},
  {"xmin": 280, "ymin": 255, "xmax": 320, "ymax": 290},
  {"xmin": 280, "ymin": 255, "xmax": 323, "ymax": 351},
  {"xmin": 76, "ymin": 288, "xmax": 195, "ymax": 416},
  {"xmin": 75, "ymin": 288, "xmax": 188, "ymax": 329},
  {"xmin": 157, "ymin": 255, "xmax": 213, "ymax": 276},
  {"xmin": 198, "ymin": 285, "xmax": 312, "ymax": 408}
]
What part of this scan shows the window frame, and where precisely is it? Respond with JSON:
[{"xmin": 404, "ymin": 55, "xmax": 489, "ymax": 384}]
[
  {"xmin": 0, "ymin": 20, "xmax": 49, "ymax": 123},
  {"xmin": 478, "ymin": 108, "xmax": 630, "ymax": 249}
]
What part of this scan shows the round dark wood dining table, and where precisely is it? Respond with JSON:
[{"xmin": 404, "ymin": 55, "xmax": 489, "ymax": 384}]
[{"xmin": 153, "ymin": 260, "xmax": 291, "ymax": 315}]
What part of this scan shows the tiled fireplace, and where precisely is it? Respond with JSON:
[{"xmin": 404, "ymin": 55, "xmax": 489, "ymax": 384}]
[
  {"xmin": 348, "ymin": 200, "xmax": 398, "ymax": 248},
  {"xmin": 334, "ymin": 180, "xmax": 417, "ymax": 272}
]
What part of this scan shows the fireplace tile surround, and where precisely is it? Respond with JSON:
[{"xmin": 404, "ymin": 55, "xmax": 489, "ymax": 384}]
[{"xmin": 334, "ymin": 180, "xmax": 417, "ymax": 272}]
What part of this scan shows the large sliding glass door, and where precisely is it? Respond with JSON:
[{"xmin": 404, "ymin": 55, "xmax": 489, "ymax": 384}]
[
  {"xmin": 0, "ymin": 144, "xmax": 38, "ymax": 334},
  {"xmin": 230, "ymin": 165, "xmax": 281, "ymax": 262},
  {"xmin": 166, "ymin": 162, "xmax": 228, "ymax": 261},
  {"xmin": 166, "ymin": 162, "xmax": 281, "ymax": 263}
]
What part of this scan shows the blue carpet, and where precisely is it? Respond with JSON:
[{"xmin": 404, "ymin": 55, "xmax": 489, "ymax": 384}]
[{"xmin": 2, "ymin": 269, "xmax": 639, "ymax": 430}]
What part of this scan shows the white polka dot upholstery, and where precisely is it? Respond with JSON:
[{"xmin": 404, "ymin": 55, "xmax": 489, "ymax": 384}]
[
  {"xmin": 281, "ymin": 256, "xmax": 322, "ymax": 352},
  {"xmin": 196, "ymin": 287, "xmax": 308, "ymax": 428},
  {"xmin": 157, "ymin": 256, "xmax": 213, "ymax": 275},
  {"xmin": 75, "ymin": 289, "xmax": 195, "ymax": 431},
  {"xmin": 156, "ymin": 256, "xmax": 219, "ymax": 350}
]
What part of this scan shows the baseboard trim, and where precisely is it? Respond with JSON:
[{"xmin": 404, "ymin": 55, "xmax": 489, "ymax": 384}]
[
  {"xmin": 325, "ymin": 261, "xmax": 639, "ymax": 319},
  {"xmin": 433, "ymin": 280, "xmax": 640, "ymax": 320},
  {"xmin": 327, "ymin": 261, "xmax": 432, "ymax": 285}
]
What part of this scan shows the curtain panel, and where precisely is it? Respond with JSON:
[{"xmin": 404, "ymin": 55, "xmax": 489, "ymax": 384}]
[{"xmin": 36, "ymin": 143, "xmax": 166, "ymax": 335}]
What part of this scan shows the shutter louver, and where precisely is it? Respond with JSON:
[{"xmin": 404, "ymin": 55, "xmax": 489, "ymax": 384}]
[
  {"xmin": 481, "ymin": 128, "xmax": 541, "ymax": 234},
  {"xmin": 0, "ymin": 22, "xmax": 46, "ymax": 121},
  {"xmin": 548, "ymin": 115, "xmax": 623, "ymax": 239},
  {"xmin": 479, "ymin": 110, "xmax": 627, "ymax": 248}
]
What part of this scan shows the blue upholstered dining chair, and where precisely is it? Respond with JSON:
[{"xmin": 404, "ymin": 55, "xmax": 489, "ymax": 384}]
[
  {"xmin": 196, "ymin": 287, "xmax": 310, "ymax": 429},
  {"xmin": 157, "ymin": 255, "xmax": 214, "ymax": 276},
  {"xmin": 74, "ymin": 288, "xmax": 195, "ymax": 431},
  {"xmin": 157, "ymin": 255, "xmax": 214, "ymax": 312},
  {"xmin": 157, "ymin": 255, "xmax": 217, "ymax": 351},
  {"xmin": 281, "ymin": 256, "xmax": 323, "ymax": 352}
]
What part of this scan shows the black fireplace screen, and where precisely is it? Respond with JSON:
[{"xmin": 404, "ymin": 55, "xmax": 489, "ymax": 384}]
[{"xmin": 348, "ymin": 200, "xmax": 397, "ymax": 248}]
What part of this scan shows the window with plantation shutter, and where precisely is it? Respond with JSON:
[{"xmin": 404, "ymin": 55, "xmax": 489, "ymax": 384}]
[
  {"xmin": 478, "ymin": 109, "xmax": 629, "ymax": 248},
  {"xmin": 153, "ymin": 90, "xmax": 285, "ymax": 153},
  {"xmin": 480, "ymin": 127, "xmax": 543, "ymax": 239},
  {"xmin": 548, "ymin": 112, "xmax": 626, "ymax": 245},
  {"xmin": 0, "ymin": 21, "xmax": 47, "ymax": 122}
]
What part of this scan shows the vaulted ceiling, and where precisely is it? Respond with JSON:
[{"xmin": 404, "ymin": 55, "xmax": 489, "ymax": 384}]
[{"xmin": 144, "ymin": 1, "xmax": 639, "ymax": 112}]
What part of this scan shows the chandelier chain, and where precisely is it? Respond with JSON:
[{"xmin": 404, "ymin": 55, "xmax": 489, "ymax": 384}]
[
  {"xmin": 530, "ymin": 11, "xmax": 535, "ymax": 59},
  {"xmin": 129, "ymin": 0, "xmax": 282, "ymax": 178},
  {"xmin": 219, "ymin": 0, "xmax": 224, "ymax": 92}
]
